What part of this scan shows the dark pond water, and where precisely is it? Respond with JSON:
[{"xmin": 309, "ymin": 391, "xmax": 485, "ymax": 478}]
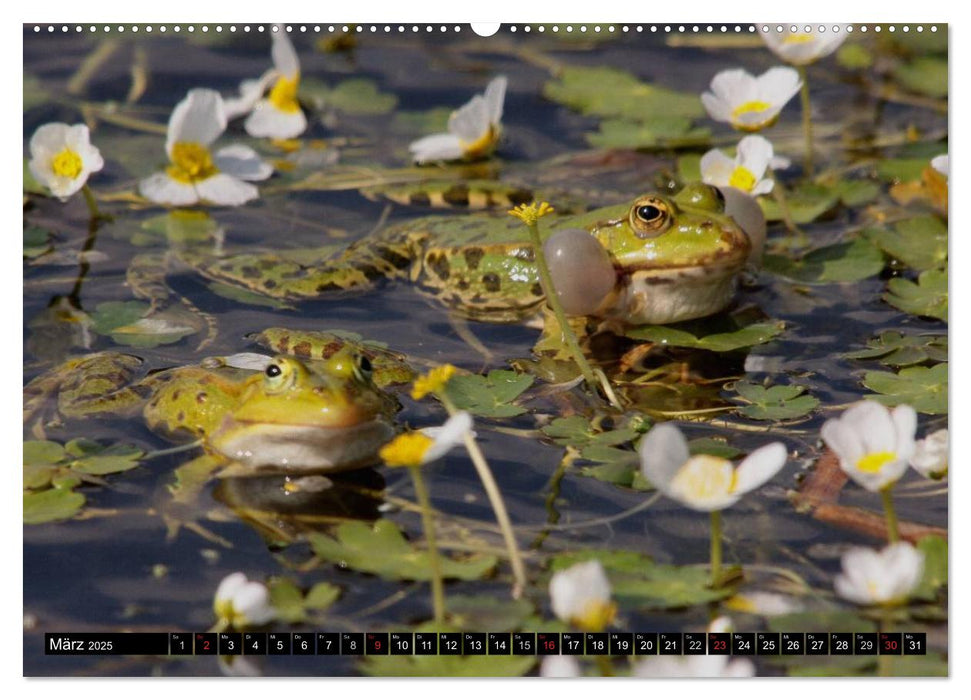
[{"xmin": 23, "ymin": 24, "xmax": 948, "ymax": 677}]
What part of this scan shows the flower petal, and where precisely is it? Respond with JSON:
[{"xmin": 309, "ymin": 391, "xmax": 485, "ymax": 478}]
[
  {"xmin": 733, "ymin": 442, "xmax": 787, "ymax": 495},
  {"xmin": 890, "ymin": 404, "xmax": 917, "ymax": 461},
  {"xmin": 449, "ymin": 95, "xmax": 490, "ymax": 143},
  {"xmin": 166, "ymin": 89, "xmax": 227, "ymax": 157},
  {"xmin": 224, "ymin": 71, "xmax": 277, "ymax": 119},
  {"xmin": 214, "ymin": 144, "xmax": 274, "ymax": 181},
  {"xmin": 194, "ymin": 174, "xmax": 259, "ymax": 206},
  {"xmin": 139, "ymin": 172, "xmax": 199, "ymax": 206},
  {"xmin": 409, "ymin": 133, "xmax": 464, "ymax": 164},
  {"xmin": 483, "ymin": 75, "xmax": 507, "ymax": 124},
  {"xmin": 638, "ymin": 422, "xmax": 690, "ymax": 491},
  {"xmin": 699, "ymin": 149, "xmax": 737, "ymax": 186},
  {"xmin": 736, "ymin": 135, "xmax": 773, "ymax": 180},
  {"xmin": 271, "ymin": 30, "xmax": 300, "ymax": 78},
  {"xmin": 214, "ymin": 572, "xmax": 248, "ymax": 606},
  {"xmin": 244, "ymin": 101, "xmax": 307, "ymax": 139},
  {"xmin": 233, "ymin": 581, "xmax": 275, "ymax": 626},
  {"xmin": 421, "ymin": 411, "xmax": 473, "ymax": 463}
]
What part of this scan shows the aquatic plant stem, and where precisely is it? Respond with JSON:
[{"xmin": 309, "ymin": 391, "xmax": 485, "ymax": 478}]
[
  {"xmin": 710, "ymin": 510, "xmax": 723, "ymax": 584},
  {"xmin": 798, "ymin": 66, "xmax": 814, "ymax": 177},
  {"xmin": 408, "ymin": 463, "xmax": 446, "ymax": 625},
  {"xmin": 523, "ymin": 219, "xmax": 621, "ymax": 409},
  {"xmin": 441, "ymin": 395, "xmax": 528, "ymax": 598},
  {"xmin": 881, "ymin": 488, "xmax": 900, "ymax": 544},
  {"xmin": 81, "ymin": 184, "xmax": 105, "ymax": 223},
  {"xmin": 770, "ymin": 183, "xmax": 807, "ymax": 248}
]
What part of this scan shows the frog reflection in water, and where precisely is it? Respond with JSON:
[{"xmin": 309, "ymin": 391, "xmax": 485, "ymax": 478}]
[
  {"xmin": 24, "ymin": 330, "xmax": 407, "ymax": 480},
  {"xmin": 136, "ymin": 183, "xmax": 761, "ymax": 328}
]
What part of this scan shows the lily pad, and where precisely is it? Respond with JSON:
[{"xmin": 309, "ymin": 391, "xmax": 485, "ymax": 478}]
[
  {"xmin": 444, "ymin": 370, "xmax": 534, "ymax": 418},
  {"xmin": 863, "ymin": 363, "xmax": 947, "ymax": 415},
  {"xmin": 759, "ymin": 183, "xmax": 839, "ymax": 224},
  {"xmin": 764, "ymin": 238, "xmax": 885, "ymax": 284},
  {"xmin": 893, "ymin": 57, "xmax": 948, "ymax": 98},
  {"xmin": 843, "ymin": 331, "xmax": 947, "ymax": 367},
  {"xmin": 543, "ymin": 66, "xmax": 704, "ymax": 121},
  {"xmin": 308, "ymin": 519, "xmax": 497, "ymax": 581},
  {"xmin": 550, "ymin": 550, "xmax": 734, "ymax": 608},
  {"xmin": 23, "ymin": 487, "xmax": 86, "ymax": 525},
  {"xmin": 865, "ymin": 216, "xmax": 947, "ymax": 271},
  {"xmin": 732, "ymin": 381, "xmax": 819, "ymax": 421},
  {"xmin": 585, "ymin": 117, "xmax": 710, "ymax": 150},
  {"xmin": 301, "ymin": 77, "xmax": 398, "ymax": 115},
  {"xmin": 884, "ymin": 269, "xmax": 947, "ymax": 321},
  {"xmin": 625, "ymin": 320, "xmax": 785, "ymax": 352}
]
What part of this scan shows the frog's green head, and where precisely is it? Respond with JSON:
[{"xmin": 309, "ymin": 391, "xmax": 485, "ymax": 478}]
[
  {"xmin": 210, "ymin": 352, "xmax": 398, "ymax": 473},
  {"xmin": 590, "ymin": 183, "xmax": 751, "ymax": 272}
]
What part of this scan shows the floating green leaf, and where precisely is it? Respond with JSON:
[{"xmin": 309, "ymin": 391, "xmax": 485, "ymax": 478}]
[
  {"xmin": 308, "ymin": 519, "xmax": 497, "ymax": 581},
  {"xmin": 444, "ymin": 370, "xmax": 534, "ymax": 418},
  {"xmin": 764, "ymin": 238, "xmax": 885, "ymax": 284},
  {"xmin": 91, "ymin": 301, "xmax": 198, "ymax": 348},
  {"xmin": 543, "ymin": 66, "xmax": 704, "ymax": 121},
  {"xmin": 550, "ymin": 550, "xmax": 734, "ymax": 608},
  {"xmin": 836, "ymin": 43, "xmax": 874, "ymax": 70},
  {"xmin": 23, "ymin": 487, "xmax": 86, "ymax": 524},
  {"xmin": 832, "ymin": 179, "xmax": 880, "ymax": 207},
  {"xmin": 843, "ymin": 331, "xmax": 947, "ymax": 367},
  {"xmin": 625, "ymin": 321, "xmax": 785, "ymax": 352},
  {"xmin": 267, "ymin": 578, "xmax": 339, "ymax": 624},
  {"xmin": 139, "ymin": 210, "xmax": 221, "ymax": 246},
  {"xmin": 445, "ymin": 595, "xmax": 535, "ymax": 632},
  {"xmin": 361, "ymin": 646, "xmax": 534, "ymax": 677},
  {"xmin": 863, "ymin": 363, "xmax": 947, "ymax": 415},
  {"xmin": 24, "ymin": 225, "xmax": 52, "ymax": 259},
  {"xmin": 759, "ymin": 183, "xmax": 839, "ymax": 224},
  {"xmin": 390, "ymin": 107, "xmax": 452, "ymax": 136},
  {"xmin": 687, "ymin": 438, "xmax": 743, "ymax": 460},
  {"xmin": 24, "ymin": 440, "xmax": 67, "ymax": 466},
  {"xmin": 884, "ymin": 269, "xmax": 947, "ymax": 321},
  {"xmin": 301, "ymin": 77, "xmax": 398, "ymax": 115},
  {"xmin": 733, "ymin": 381, "xmax": 819, "ymax": 421},
  {"xmin": 305, "ymin": 582, "xmax": 341, "ymax": 610},
  {"xmin": 541, "ymin": 416, "xmax": 639, "ymax": 448},
  {"xmin": 894, "ymin": 57, "xmax": 948, "ymax": 98},
  {"xmin": 865, "ymin": 216, "xmax": 947, "ymax": 271},
  {"xmin": 585, "ymin": 117, "xmax": 710, "ymax": 150},
  {"xmin": 913, "ymin": 535, "xmax": 947, "ymax": 601},
  {"xmin": 70, "ymin": 443, "xmax": 144, "ymax": 475},
  {"xmin": 876, "ymin": 158, "xmax": 932, "ymax": 183}
]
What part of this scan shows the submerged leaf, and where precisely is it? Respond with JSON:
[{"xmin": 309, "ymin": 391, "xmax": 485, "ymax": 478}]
[{"xmin": 308, "ymin": 519, "xmax": 497, "ymax": 581}]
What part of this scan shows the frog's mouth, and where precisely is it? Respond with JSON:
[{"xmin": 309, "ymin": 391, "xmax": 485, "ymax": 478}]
[{"xmin": 210, "ymin": 417, "xmax": 396, "ymax": 474}]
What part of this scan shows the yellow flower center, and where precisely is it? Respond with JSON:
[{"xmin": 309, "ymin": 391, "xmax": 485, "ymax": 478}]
[
  {"xmin": 728, "ymin": 166, "xmax": 757, "ymax": 192},
  {"xmin": 669, "ymin": 455, "xmax": 737, "ymax": 502},
  {"xmin": 166, "ymin": 142, "xmax": 218, "ymax": 183},
  {"xmin": 731, "ymin": 100, "xmax": 772, "ymax": 119},
  {"xmin": 856, "ymin": 451, "xmax": 897, "ymax": 474},
  {"xmin": 783, "ymin": 33, "xmax": 816, "ymax": 45},
  {"xmin": 572, "ymin": 600, "xmax": 617, "ymax": 633},
  {"xmin": 268, "ymin": 74, "xmax": 301, "ymax": 114},
  {"xmin": 51, "ymin": 148, "xmax": 83, "ymax": 179},
  {"xmin": 379, "ymin": 432, "xmax": 434, "ymax": 468},
  {"xmin": 459, "ymin": 124, "xmax": 500, "ymax": 160},
  {"xmin": 411, "ymin": 364, "xmax": 457, "ymax": 400}
]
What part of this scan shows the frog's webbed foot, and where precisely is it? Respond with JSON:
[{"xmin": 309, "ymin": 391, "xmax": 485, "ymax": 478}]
[{"xmin": 161, "ymin": 454, "xmax": 234, "ymax": 547}]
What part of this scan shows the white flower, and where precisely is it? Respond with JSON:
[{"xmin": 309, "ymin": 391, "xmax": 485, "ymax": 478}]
[
  {"xmin": 702, "ymin": 67, "xmax": 801, "ymax": 132},
  {"xmin": 28, "ymin": 123, "xmax": 104, "ymax": 200},
  {"xmin": 834, "ymin": 542, "xmax": 924, "ymax": 606},
  {"xmin": 931, "ymin": 154, "xmax": 948, "ymax": 178},
  {"xmin": 700, "ymin": 135, "xmax": 778, "ymax": 195},
  {"xmin": 224, "ymin": 71, "xmax": 277, "ymax": 120},
  {"xmin": 910, "ymin": 428, "xmax": 948, "ymax": 480},
  {"xmin": 244, "ymin": 31, "xmax": 307, "ymax": 139},
  {"xmin": 638, "ymin": 423, "xmax": 787, "ymax": 512},
  {"xmin": 540, "ymin": 656, "xmax": 581, "ymax": 678},
  {"xmin": 725, "ymin": 591, "xmax": 803, "ymax": 616},
  {"xmin": 632, "ymin": 654, "xmax": 755, "ymax": 678},
  {"xmin": 820, "ymin": 401, "xmax": 917, "ymax": 492},
  {"xmin": 761, "ymin": 27, "xmax": 848, "ymax": 66},
  {"xmin": 549, "ymin": 560, "xmax": 616, "ymax": 631},
  {"xmin": 409, "ymin": 76, "xmax": 507, "ymax": 164},
  {"xmin": 140, "ymin": 89, "xmax": 273, "ymax": 207},
  {"xmin": 213, "ymin": 572, "xmax": 276, "ymax": 628}
]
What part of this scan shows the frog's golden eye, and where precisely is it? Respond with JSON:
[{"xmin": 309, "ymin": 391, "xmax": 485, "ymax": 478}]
[
  {"xmin": 263, "ymin": 358, "xmax": 294, "ymax": 391},
  {"xmin": 630, "ymin": 197, "xmax": 672, "ymax": 238}
]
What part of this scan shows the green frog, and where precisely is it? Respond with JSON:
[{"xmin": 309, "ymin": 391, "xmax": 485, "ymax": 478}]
[
  {"xmin": 23, "ymin": 329, "xmax": 408, "ymax": 477},
  {"xmin": 132, "ymin": 183, "xmax": 757, "ymax": 327}
]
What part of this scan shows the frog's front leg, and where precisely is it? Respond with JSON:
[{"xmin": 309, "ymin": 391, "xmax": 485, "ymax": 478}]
[{"xmin": 162, "ymin": 453, "xmax": 233, "ymax": 547}]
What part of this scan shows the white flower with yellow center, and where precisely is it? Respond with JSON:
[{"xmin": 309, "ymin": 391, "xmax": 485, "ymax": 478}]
[
  {"xmin": 931, "ymin": 154, "xmax": 949, "ymax": 178},
  {"xmin": 910, "ymin": 428, "xmax": 948, "ymax": 480},
  {"xmin": 820, "ymin": 400, "xmax": 917, "ymax": 492},
  {"xmin": 213, "ymin": 572, "xmax": 276, "ymax": 629},
  {"xmin": 702, "ymin": 67, "xmax": 802, "ymax": 132},
  {"xmin": 244, "ymin": 31, "xmax": 307, "ymax": 139},
  {"xmin": 761, "ymin": 27, "xmax": 848, "ymax": 66},
  {"xmin": 638, "ymin": 423, "xmax": 787, "ymax": 512},
  {"xmin": 700, "ymin": 135, "xmax": 779, "ymax": 196},
  {"xmin": 549, "ymin": 560, "xmax": 616, "ymax": 632},
  {"xmin": 409, "ymin": 76, "xmax": 507, "ymax": 164},
  {"xmin": 28, "ymin": 123, "xmax": 104, "ymax": 200},
  {"xmin": 379, "ymin": 412, "xmax": 473, "ymax": 468},
  {"xmin": 834, "ymin": 542, "xmax": 924, "ymax": 606},
  {"xmin": 140, "ymin": 89, "xmax": 273, "ymax": 207}
]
